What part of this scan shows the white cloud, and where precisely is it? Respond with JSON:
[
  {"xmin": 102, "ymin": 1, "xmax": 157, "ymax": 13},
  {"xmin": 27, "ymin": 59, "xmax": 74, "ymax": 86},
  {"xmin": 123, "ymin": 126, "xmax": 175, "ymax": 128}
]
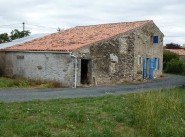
[{"xmin": 0, "ymin": 0, "xmax": 185, "ymax": 45}]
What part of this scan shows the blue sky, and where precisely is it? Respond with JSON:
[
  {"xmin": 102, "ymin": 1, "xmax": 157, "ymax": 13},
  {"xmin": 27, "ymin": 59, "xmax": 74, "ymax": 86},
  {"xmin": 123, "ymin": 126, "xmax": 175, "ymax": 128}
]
[{"xmin": 0, "ymin": 0, "xmax": 185, "ymax": 45}]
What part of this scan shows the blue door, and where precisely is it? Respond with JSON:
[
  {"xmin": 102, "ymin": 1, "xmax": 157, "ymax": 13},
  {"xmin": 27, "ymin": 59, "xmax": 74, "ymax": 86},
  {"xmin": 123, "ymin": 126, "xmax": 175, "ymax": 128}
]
[
  {"xmin": 149, "ymin": 58, "xmax": 154, "ymax": 79},
  {"xmin": 143, "ymin": 58, "xmax": 147, "ymax": 79}
]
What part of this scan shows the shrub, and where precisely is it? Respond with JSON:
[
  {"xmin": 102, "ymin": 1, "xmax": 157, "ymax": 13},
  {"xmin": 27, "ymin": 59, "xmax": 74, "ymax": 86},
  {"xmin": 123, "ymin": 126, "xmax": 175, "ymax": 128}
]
[
  {"xmin": 163, "ymin": 50, "xmax": 185, "ymax": 75},
  {"xmin": 163, "ymin": 50, "xmax": 180, "ymax": 69},
  {"xmin": 164, "ymin": 59, "xmax": 185, "ymax": 75}
]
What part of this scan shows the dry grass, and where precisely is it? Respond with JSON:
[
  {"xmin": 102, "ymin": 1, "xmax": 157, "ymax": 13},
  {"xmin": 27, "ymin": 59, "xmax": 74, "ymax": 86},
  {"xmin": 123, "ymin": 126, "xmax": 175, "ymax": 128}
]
[{"xmin": 0, "ymin": 77, "xmax": 62, "ymax": 88}]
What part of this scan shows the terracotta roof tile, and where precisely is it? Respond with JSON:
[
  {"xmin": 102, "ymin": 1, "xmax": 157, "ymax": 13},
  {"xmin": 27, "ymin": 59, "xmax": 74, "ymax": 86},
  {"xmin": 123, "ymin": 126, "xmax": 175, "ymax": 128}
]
[
  {"xmin": 4, "ymin": 20, "xmax": 152, "ymax": 51},
  {"xmin": 165, "ymin": 49, "xmax": 185, "ymax": 56}
]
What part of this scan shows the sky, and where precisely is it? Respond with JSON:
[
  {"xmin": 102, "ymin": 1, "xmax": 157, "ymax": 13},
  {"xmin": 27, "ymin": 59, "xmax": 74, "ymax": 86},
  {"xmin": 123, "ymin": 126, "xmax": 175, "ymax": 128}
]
[{"xmin": 0, "ymin": 0, "xmax": 185, "ymax": 45}]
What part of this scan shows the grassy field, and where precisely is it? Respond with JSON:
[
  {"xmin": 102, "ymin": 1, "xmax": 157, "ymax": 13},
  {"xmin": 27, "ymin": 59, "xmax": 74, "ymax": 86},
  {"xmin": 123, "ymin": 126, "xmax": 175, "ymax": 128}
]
[
  {"xmin": 0, "ymin": 87, "xmax": 185, "ymax": 137},
  {"xmin": 0, "ymin": 77, "xmax": 60, "ymax": 88}
]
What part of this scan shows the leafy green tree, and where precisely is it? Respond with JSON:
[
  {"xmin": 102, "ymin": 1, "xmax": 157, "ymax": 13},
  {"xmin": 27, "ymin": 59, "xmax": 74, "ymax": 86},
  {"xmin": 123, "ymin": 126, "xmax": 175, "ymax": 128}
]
[
  {"xmin": 10, "ymin": 29, "xmax": 30, "ymax": 40},
  {"xmin": 0, "ymin": 33, "xmax": 10, "ymax": 44},
  {"xmin": 0, "ymin": 29, "xmax": 31, "ymax": 44}
]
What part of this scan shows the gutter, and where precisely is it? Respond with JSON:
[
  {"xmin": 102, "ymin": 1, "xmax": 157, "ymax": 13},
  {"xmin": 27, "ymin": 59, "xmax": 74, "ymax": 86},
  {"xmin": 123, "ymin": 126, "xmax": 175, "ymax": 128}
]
[
  {"xmin": 70, "ymin": 53, "xmax": 77, "ymax": 88},
  {"xmin": 1, "ymin": 50, "xmax": 71, "ymax": 54}
]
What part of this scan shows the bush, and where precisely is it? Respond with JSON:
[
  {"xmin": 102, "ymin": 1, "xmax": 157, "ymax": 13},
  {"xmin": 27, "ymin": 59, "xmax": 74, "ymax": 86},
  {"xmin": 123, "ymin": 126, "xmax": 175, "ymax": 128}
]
[
  {"xmin": 163, "ymin": 50, "xmax": 180, "ymax": 69},
  {"xmin": 163, "ymin": 50, "xmax": 185, "ymax": 75},
  {"xmin": 164, "ymin": 59, "xmax": 185, "ymax": 75}
]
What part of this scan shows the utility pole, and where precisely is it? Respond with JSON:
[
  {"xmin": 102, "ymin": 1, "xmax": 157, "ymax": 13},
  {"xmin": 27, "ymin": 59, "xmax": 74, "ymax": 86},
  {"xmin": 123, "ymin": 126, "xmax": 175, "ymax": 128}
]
[{"xmin": 22, "ymin": 22, "xmax": 25, "ymax": 37}]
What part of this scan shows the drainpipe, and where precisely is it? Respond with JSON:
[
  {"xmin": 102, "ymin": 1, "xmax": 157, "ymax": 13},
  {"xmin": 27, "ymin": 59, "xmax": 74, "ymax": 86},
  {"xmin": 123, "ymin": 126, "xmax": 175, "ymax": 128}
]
[{"xmin": 70, "ymin": 53, "xmax": 77, "ymax": 88}]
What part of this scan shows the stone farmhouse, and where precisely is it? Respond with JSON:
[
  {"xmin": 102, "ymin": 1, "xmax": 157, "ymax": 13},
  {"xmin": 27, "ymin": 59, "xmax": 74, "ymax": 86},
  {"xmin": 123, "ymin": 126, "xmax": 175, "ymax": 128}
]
[{"xmin": 0, "ymin": 20, "xmax": 164, "ymax": 87}]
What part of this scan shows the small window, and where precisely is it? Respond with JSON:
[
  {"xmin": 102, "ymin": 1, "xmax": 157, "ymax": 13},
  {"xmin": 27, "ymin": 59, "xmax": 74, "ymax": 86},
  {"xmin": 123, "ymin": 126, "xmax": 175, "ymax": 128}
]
[
  {"xmin": 110, "ymin": 62, "xmax": 116, "ymax": 74},
  {"xmin": 17, "ymin": 55, "xmax": 24, "ymax": 59},
  {"xmin": 154, "ymin": 58, "xmax": 157, "ymax": 69},
  {"xmin": 153, "ymin": 36, "xmax": 159, "ymax": 44},
  {"xmin": 153, "ymin": 58, "xmax": 160, "ymax": 70},
  {"xmin": 138, "ymin": 55, "xmax": 142, "ymax": 65}
]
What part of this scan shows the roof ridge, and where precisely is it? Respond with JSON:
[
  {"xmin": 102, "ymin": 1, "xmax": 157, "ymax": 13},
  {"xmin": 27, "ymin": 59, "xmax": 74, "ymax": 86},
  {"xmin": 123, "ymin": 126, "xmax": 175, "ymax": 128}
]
[{"xmin": 76, "ymin": 20, "xmax": 152, "ymax": 28}]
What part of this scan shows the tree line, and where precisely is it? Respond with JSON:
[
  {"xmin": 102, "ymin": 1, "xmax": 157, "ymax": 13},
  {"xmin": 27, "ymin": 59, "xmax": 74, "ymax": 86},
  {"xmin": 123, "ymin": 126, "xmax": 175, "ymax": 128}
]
[{"xmin": 0, "ymin": 29, "xmax": 31, "ymax": 44}]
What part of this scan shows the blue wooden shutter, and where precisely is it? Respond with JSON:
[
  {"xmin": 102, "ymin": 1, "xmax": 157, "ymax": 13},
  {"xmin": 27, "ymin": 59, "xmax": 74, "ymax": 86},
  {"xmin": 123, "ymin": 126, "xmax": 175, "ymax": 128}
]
[
  {"xmin": 153, "ymin": 36, "xmax": 158, "ymax": 44},
  {"xmin": 143, "ymin": 58, "xmax": 147, "ymax": 79},
  {"xmin": 149, "ymin": 58, "xmax": 154, "ymax": 79},
  {"xmin": 154, "ymin": 58, "xmax": 157, "ymax": 69}
]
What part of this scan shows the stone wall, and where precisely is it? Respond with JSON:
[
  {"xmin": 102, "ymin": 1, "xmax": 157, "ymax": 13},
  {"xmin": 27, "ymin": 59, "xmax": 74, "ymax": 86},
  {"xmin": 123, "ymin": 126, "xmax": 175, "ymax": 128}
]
[
  {"xmin": 74, "ymin": 34, "xmax": 135, "ymax": 85},
  {"xmin": 133, "ymin": 22, "xmax": 163, "ymax": 79},
  {"xmin": 3, "ymin": 52, "xmax": 74, "ymax": 87},
  {"xmin": 74, "ymin": 21, "xmax": 163, "ymax": 85}
]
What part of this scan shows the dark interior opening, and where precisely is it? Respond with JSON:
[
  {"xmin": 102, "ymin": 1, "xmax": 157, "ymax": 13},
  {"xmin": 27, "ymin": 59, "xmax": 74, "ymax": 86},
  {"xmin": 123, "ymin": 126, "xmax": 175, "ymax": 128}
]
[{"xmin": 81, "ymin": 59, "xmax": 89, "ymax": 84}]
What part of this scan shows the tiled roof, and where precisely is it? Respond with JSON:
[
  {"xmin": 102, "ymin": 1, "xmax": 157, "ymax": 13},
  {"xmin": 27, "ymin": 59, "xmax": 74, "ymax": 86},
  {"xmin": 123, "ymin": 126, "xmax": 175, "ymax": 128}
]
[
  {"xmin": 0, "ymin": 33, "xmax": 48, "ymax": 49},
  {"xmin": 4, "ymin": 20, "xmax": 152, "ymax": 51},
  {"xmin": 165, "ymin": 49, "xmax": 185, "ymax": 56}
]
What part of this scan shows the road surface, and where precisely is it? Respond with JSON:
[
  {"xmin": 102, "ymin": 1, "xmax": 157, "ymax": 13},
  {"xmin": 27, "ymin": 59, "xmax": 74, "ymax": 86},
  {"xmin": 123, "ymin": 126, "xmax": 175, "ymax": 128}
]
[{"xmin": 0, "ymin": 74, "xmax": 184, "ymax": 102}]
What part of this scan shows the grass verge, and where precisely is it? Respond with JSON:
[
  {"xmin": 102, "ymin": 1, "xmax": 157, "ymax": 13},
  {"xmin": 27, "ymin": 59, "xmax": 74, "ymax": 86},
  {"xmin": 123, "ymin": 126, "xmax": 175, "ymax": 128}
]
[{"xmin": 0, "ymin": 87, "xmax": 185, "ymax": 136}]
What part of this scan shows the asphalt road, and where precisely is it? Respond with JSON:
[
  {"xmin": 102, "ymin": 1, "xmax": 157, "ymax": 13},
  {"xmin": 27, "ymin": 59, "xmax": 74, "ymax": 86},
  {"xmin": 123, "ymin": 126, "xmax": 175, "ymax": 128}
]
[{"xmin": 0, "ymin": 74, "xmax": 184, "ymax": 102}]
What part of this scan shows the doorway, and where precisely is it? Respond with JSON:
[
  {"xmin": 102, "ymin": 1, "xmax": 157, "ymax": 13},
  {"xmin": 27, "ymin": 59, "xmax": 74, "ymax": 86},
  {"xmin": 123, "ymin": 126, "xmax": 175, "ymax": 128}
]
[{"xmin": 81, "ymin": 59, "xmax": 91, "ymax": 84}]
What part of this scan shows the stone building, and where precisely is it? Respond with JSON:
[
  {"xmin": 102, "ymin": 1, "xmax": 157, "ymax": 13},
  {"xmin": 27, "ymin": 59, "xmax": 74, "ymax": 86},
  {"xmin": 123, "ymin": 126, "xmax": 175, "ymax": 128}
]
[{"xmin": 0, "ymin": 20, "xmax": 164, "ymax": 87}]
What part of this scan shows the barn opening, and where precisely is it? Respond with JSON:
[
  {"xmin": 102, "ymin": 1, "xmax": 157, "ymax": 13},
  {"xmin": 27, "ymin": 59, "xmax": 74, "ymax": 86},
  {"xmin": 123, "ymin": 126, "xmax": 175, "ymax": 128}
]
[{"xmin": 81, "ymin": 59, "xmax": 91, "ymax": 84}]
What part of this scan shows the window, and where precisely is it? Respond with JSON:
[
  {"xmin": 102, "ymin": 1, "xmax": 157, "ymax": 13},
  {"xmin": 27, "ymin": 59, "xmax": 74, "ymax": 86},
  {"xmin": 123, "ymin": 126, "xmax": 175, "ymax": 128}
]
[
  {"xmin": 138, "ymin": 55, "xmax": 142, "ymax": 65},
  {"xmin": 154, "ymin": 58, "xmax": 157, "ymax": 69},
  {"xmin": 110, "ymin": 62, "xmax": 116, "ymax": 74},
  {"xmin": 17, "ymin": 55, "xmax": 24, "ymax": 59},
  {"xmin": 153, "ymin": 58, "xmax": 160, "ymax": 70},
  {"xmin": 153, "ymin": 36, "xmax": 159, "ymax": 44}
]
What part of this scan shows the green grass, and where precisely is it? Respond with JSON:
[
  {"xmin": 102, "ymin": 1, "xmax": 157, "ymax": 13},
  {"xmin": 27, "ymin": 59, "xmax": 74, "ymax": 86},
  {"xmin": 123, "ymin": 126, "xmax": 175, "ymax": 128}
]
[
  {"xmin": 0, "ymin": 77, "xmax": 61, "ymax": 88},
  {"xmin": 0, "ymin": 87, "xmax": 185, "ymax": 137}
]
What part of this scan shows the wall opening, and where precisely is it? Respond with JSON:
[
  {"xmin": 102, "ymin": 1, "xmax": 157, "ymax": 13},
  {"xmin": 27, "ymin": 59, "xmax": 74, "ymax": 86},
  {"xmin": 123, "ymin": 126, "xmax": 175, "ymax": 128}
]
[
  {"xmin": 81, "ymin": 59, "xmax": 91, "ymax": 84},
  {"xmin": 144, "ymin": 58, "xmax": 150, "ymax": 79}
]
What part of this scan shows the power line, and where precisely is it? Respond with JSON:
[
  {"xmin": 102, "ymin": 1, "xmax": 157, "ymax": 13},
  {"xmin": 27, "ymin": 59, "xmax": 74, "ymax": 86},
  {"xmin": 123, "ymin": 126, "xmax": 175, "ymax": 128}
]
[
  {"xmin": 0, "ymin": 23, "xmax": 21, "ymax": 28},
  {"xmin": 26, "ymin": 23, "xmax": 57, "ymax": 30},
  {"xmin": 0, "ymin": 23, "xmax": 57, "ymax": 30}
]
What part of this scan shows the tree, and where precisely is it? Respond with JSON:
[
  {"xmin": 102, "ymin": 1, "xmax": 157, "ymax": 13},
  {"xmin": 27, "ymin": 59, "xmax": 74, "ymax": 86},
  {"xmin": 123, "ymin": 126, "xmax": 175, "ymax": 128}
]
[
  {"xmin": 0, "ymin": 33, "xmax": 10, "ymax": 44},
  {"xmin": 57, "ymin": 27, "xmax": 61, "ymax": 32},
  {"xmin": 10, "ymin": 29, "xmax": 31, "ymax": 40},
  {"xmin": 57, "ymin": 27, "xmax": 64, "ymax": 32},
  {"xmin": 0, "ymin": 29, "xmax": 31, "ymax": 44}
]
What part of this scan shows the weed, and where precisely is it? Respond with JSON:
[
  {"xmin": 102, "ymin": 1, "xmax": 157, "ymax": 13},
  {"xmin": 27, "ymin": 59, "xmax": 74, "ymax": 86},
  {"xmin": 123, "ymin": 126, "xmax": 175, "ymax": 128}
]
[{"xmin": 0, "ymin": 77, "xmax": 63, "ymax": 88}]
